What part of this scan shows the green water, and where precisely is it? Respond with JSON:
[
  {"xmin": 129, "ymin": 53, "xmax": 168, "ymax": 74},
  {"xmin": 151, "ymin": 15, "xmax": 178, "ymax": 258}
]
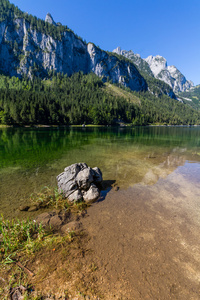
[{"xmin": 1, "ymin": 126, "xmax": 200, "ymax": 218}]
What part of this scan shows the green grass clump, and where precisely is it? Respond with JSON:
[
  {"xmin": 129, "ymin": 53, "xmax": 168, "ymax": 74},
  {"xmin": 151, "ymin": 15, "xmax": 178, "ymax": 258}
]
[
  {"xmin": 30, "ymin": 186, "xmax": 68, "ymax": 210},
  {"xmin": 0, "ymin": 216, "xmax": 46, "ymax": 259},
  {"xmin": 0, "ymin": 215, "xmax": 78, "ymax": 299},
  {"xmin": 30, "ymin": 186, "xmax": 89, "ymax": 212}
]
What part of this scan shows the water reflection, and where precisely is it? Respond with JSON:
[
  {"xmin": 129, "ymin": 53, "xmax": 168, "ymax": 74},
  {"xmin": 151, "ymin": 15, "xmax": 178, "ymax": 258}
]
[{"xmin": 1, "ymin": 126, "xmax": 200, "ymax": 218}]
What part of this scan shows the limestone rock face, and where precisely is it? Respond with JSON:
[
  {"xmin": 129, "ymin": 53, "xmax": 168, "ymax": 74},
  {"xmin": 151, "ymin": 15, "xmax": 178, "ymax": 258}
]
[
  {"xmin": 57, "ymin": 163, "xmax": 88, "ymax": 198},
  {"xmin": 167, "ymin": 65, "xmax": 193, "ymax": 92},
  {"xmin": 113, "ymin": 47, "xmax": 194, "ymax": 93},
  {"xmin": 45, "ymin": 13, "xmax": 57, "ymax": 26},
  {"xmin": 145, "ymin": 55, "xmax": 167, "ymax": 77},
  {"xmin": 144, "ymin": 55, "xmax": 194, "ymax": 93},
  {"xmin": 67, "ymin": 190, "xmax": 83, "ymax": 203},
  {"xmin": 88, "ymin": 43, "xmax": 147, "ymax": 91},
  {"xmin": 113, "ymin": 47, "xmax": 154, "ymax": 77},
  {"xmin": 64, "ymin": 163, "xmax": 87, "ymax": 181},
  {"xmin": 56, "ymin": 163, "xmax": 102, "ymax": 203},
  {"xmin": 0, "ymin": 14, "xmax": 147, "ymax": 92},
  {"xmin": 92, "ymin": 167, "xmax": 103, "ymax": 183}
]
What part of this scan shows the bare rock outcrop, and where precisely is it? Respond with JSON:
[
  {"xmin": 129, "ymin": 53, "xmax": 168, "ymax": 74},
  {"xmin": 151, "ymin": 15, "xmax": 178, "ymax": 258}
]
[
  {"xmin": 0, "ymin": 8, "xmax": 147, "ymax": 92},
  {"xmin": 57, "ymin": 163, "xmax": 102, "ymax": 203},
  {"xmin": 45, "ymin": 13, "xmax": 57, "ymax": 26}
]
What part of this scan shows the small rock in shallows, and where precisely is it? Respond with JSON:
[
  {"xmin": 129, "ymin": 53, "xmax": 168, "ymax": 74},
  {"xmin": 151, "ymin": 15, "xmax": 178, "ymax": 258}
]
[
  {"xmin": 28, "ymin": 205, "xmax": 38, "ymax": 212},
  {"xmin": 19, "ymin": 205, "xmax": 30, "ymax": 211}
]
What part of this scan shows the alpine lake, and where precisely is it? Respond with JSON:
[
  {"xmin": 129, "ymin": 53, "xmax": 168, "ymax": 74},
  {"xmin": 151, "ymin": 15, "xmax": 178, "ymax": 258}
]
[
  {"xmin": 1, "ymin": 126, "xmax": 200, "ymax": 298},
  {"xmin": 1, "ymin": 126, "xmax": 200, "ymax": 219}
]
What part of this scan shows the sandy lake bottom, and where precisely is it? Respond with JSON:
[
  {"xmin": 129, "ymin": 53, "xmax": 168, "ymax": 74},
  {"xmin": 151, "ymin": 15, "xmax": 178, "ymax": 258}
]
[{"xmin": 80, "ymin": 162, "xmax": 200, "ymax": 299}]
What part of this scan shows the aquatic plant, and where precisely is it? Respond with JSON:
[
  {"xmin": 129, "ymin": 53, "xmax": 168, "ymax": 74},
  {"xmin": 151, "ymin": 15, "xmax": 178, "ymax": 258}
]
[
  {"xmin": 30, "ymin": 186, "xmax": 68, "ymax": 209},
  {"xmin": 30, "ymin": 186, "xmax": 88, "ymax": 212}
]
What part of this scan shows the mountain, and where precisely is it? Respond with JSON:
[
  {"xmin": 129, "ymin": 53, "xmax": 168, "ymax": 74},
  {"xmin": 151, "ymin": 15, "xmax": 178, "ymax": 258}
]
[
  {"xmin": 113, "ymin": 47, "xmax": 154, "ymax": 77},
  {"xmin": 0, "ymin": 0, "xmax": 180, "ymax": 98},
  {"xmin": 113, "ymin": 47, "xmax": 175, "ymax": 98},
  {"xmin": 0, "ymin": 0, "xmax": 146, "ymax": 92},
  {"xmin": 113, "ymin": 47, "xmax": 193, "ymax": 93},
  {"xmin": 45, "ymin": 13, "xmax": 57, "ymax": 26},
  {"xmin": 145, "ymin": 55, "xmax": 194, "ymax": 93},
  {"xmin": 0, "ymin": 71, "xmax": 200, "ymax": 126},
  {"xmin": 0, "ymin": 0, "xmax": 200, "ymax": 127}
]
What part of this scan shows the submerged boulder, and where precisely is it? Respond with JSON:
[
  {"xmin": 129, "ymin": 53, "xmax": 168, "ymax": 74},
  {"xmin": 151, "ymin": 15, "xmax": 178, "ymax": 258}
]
[{"xmin": 56, "ymin": 163, "xmax": 102, "ymax": 203}]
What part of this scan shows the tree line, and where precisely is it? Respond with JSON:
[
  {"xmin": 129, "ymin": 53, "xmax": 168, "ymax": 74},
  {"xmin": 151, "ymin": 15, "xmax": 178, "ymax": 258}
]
[
  {"xmin": 0, "ymin": 72, "xmax": 140, "ymax": 125},
  {"xmin": 0, "ymin": 72, "xmax": 200, "ymax": 126}
]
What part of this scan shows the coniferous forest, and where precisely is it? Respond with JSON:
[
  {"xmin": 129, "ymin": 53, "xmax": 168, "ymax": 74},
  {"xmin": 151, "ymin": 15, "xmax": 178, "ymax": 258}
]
[{"xmin": 0, "ymin": 72, "xmax": 200, "ymax": 126}]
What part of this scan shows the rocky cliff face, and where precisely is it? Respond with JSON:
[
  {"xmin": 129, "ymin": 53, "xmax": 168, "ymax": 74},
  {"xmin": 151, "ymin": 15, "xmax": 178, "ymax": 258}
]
[
  {"xmin": 45, "ymin": 13, "xmax": 57, "ymax": 26},
  {"xmin": 0, "ymin": 15, "xmax": 146, "ymax": 92},
  {"xmin": 88, "ymin": 44, "xmax": 146, "ymax": 91},
  {"xmin": 113, "ymin": 47, "xmax": 154, "ymax": 77},
  {"xmin": 167, "ymin": 65, "xmax": 194, "ymax": 93},
  {"xmin": 113, "ymin": 47, "xmax": 176, "ymax": 98},
  {"xmin": 113, "ymin": 47, "xmax": 193, "ymax": 93},
  {"xmin": 145, "ymin": 55, "xmax": 193, "ymax": 93},
  {"xmin": 0, "ymin": 17, "xmax": 89, "ymax": 77}
]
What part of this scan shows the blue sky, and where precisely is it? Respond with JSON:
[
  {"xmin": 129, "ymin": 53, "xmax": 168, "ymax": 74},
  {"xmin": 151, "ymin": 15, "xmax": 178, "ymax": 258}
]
[{"xmin": 11, "ymin": 0, "xmax": 200, "ymax": 85}]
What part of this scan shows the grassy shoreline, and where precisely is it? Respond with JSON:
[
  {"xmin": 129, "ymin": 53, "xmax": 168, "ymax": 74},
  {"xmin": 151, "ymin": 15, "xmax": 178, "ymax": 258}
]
[{"xmin": 0, "ymin": 188, "xmax": 101, "ymax": 299}]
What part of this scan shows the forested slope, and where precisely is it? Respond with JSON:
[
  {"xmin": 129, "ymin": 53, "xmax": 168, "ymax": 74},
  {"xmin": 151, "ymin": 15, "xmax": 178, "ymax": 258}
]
[
  {"xmin": 178, "ymin": 86, "xmax": 200, "ymax": 110},
  {"xmin": 0, "ymin": 72, "xmax": 199, "ymax": 126}
]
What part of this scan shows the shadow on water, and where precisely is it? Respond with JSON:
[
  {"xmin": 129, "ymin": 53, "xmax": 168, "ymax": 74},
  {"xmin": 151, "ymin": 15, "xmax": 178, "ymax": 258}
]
[
  {"xmin": 98, "ymin": 188, "xmax": 112, "ymax": 203},
  {"xmin": 98, "ymin": 180, "xmax": 116, "ymax": 202},
  {"xmin": 101, "ymin": 180, "xmax": 116, "ymax": 190}
]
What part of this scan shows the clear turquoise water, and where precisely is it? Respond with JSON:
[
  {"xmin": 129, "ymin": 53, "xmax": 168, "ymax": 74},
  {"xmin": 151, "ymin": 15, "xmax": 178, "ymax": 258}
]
[{"xmin": 1, "ymin": 126, "xmax": 200, "ymax": 218}]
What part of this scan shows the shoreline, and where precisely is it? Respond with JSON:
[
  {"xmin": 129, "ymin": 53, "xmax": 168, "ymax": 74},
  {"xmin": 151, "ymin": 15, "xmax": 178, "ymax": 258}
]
[
  {"xmin": 1, "ymin": 162, "xmax": 200, "ymax": 299},
  {"xmin": 1, "ymin": 124, "xmax": 200, "ymax": 129}
]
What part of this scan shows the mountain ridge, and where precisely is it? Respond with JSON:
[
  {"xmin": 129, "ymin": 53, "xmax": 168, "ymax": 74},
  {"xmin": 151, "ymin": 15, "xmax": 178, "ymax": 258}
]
[
  {"xmin": 0, "ymin": 0, "xmax": 147, "ymax": 92},
  {"xmin": 0, "ymin": 0, "xmax": 178, "ymax": 98},
  {"xmin": 113, "ymin": 47, "xmax": 193, "ymax": 93}
]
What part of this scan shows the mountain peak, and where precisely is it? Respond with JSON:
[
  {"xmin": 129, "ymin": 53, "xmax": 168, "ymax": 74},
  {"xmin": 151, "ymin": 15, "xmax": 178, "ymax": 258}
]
[
  {"xmin": 113, "ymin": 48, "xmax": 193, "ymax": 93},
  {"xmin": 45, "ymin": 13, "xmax": 57, "ymax": 26},
  {"xmin": 144, "ymin": 55, "xmax": 193, "ymax": 92},
  {"xmin": 113, "ymin": 46, "xmax": 153, "ymax": 77},
  {"xmin": 113, "ymin": 47, "xmax": 122, "ymax": 55},
  {"xmin": 113, "ymin": 47, "xmax": 135, "ymax": 58},
  {"xmin": 145, "ymin": 55, "xmax": 167, "ymax": 76}
]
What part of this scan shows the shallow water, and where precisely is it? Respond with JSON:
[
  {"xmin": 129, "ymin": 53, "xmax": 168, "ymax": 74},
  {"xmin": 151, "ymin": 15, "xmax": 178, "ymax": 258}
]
[
  {"xmin": 1, "ymin": 126, "xmax": 200, "ymax": 219},
  {"xmin": 81, "ymin": 161, "xmax": 200, "ymax": 299},
  {"xmin": 1, "ymin": 126, "xmax": 200, "ymax": 298}
]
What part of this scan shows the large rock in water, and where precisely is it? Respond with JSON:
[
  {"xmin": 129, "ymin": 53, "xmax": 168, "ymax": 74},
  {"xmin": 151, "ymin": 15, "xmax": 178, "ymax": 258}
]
[{"xmin": 56, "ymin": 163, "xmax": 102, "ymax": 203}]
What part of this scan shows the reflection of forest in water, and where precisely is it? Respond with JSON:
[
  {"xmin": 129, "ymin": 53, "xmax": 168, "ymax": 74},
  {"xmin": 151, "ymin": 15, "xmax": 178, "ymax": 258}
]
[
  {"xmin": 1, "ymin": 126, "xmax": 200, "ymax": 218},
  {"xmin": 1, "ymin": 126, "xmax": 200, "ymax": 169}
]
